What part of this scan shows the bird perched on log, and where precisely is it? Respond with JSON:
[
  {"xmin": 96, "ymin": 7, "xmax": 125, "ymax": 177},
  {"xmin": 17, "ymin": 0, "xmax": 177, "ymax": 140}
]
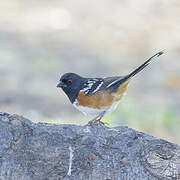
[{"xmin": 57, "ymin": 51, "xmax": 164, "ymax": 125}]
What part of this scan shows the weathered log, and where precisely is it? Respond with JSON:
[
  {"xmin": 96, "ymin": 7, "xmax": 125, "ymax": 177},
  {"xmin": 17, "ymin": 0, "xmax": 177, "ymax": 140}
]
[{"xmin": 0, "ymin": 112, "xmax": 179, "ymax": 180}]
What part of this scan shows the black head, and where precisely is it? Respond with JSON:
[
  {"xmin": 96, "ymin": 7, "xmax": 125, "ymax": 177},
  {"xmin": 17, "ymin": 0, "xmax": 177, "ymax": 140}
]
[{"xmin": 57, "ymin": 73, "xmax": 85, "ymax": 103}]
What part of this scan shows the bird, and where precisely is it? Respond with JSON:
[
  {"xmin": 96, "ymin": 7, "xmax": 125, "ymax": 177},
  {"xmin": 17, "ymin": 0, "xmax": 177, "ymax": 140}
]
[{"xmin": 57, "ymin": 51, "xmax": 164, "ymax": 125}]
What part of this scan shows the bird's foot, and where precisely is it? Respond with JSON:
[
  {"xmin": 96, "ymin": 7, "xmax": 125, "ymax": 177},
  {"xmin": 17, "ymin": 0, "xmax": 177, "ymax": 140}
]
[
  {"xmin": 87, "ymin": 119, "xmax": 105, "ymax": 126},
  {"xmin": 87, "ymin": 114, "xmax": 105, "ymax": 126}
]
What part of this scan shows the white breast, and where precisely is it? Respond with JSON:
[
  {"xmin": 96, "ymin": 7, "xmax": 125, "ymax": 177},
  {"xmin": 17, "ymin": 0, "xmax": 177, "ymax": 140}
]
[
  {"xmin": 73, "ymin": 99, "xmax": 121, "ymax": 116},
  {"xmin": 73, "ymin": 100, "xmax": 107, "ymax": 115}
]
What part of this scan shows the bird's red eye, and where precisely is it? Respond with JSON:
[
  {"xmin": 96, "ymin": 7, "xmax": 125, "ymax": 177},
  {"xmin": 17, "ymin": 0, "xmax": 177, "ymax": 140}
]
[{"xmin": 67, "ymin": 80, "xmax": 72, "ymax": 83}]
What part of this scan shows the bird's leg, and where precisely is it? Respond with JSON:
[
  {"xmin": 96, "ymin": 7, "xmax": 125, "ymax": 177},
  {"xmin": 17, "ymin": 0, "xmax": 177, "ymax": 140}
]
[{"xmin": 87, "ymin": 111, "xmax": 106, "ymax": 126}]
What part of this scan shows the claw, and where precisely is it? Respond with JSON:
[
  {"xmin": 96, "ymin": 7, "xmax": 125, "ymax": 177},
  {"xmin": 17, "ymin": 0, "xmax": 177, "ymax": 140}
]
[
  {"xmin": 87, "ymin": 113, "xmax": 105, "ymax": 126},
  {"xmin": 87, "ymin": 119, "xmax": 104, "ymax": 126}
]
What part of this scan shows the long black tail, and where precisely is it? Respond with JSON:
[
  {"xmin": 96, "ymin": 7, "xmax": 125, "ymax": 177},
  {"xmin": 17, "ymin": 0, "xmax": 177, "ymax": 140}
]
[
  {"xmin": 127, "ymin": 51, "xmax": 164, "ymax": 78},
  {"xmin": 106, "ymin": 51, "xmax": 164, "ymax": 90}
]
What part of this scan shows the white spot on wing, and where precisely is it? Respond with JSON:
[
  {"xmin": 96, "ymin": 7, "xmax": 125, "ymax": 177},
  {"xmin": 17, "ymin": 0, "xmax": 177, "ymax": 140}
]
[
  {"xmin": 107, "ymin": 78, "xmax": 121, "ymax": 88},
  {"xmin": 92, "ymin": 81, "xmax": 103, "ymax": 93},
  {"xmin": 81, "ymin": 79, "xmax": 100, "ymax": 94}
]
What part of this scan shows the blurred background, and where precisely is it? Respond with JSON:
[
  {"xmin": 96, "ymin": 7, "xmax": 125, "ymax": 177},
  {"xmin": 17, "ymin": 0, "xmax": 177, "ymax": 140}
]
[{"xmin": 0, "ymin": 0, "xmax": 180, "ymax": 144}]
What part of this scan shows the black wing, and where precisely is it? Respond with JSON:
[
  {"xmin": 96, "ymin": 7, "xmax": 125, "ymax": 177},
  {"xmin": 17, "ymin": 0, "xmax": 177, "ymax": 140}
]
[
  {"xmin": 81, "ymin": 78, "xmax": 104, "ymax": 95},
  {"xmin": 84, "ymin": 51, "xmax": 164, "ymax": 96},
  {"xmin": 83, "ymin": 76, "xmax": 125, "ymax": 96}
]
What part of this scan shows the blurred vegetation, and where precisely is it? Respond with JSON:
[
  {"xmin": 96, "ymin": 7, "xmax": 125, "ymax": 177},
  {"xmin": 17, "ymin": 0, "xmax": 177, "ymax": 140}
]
[
  {"xmin": 0, "ymin": 0, "xmax": 180, "ymax": 144},
  {"xmin": 103, "ymin": 97, "xmax": 180, "ymax": 143}
]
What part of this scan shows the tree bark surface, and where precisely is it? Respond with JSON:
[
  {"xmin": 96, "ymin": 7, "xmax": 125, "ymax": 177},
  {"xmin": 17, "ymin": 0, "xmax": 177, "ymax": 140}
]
[{"xmin": 0, "ymin": 112, "xmax": 179, "ymax": 180}]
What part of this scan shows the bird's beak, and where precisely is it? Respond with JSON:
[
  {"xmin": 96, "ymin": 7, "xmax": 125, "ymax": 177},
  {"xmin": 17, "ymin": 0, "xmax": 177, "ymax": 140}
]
[{"xmin": 56, "ymin": 81, "xmax": 67, "ymax": 88}]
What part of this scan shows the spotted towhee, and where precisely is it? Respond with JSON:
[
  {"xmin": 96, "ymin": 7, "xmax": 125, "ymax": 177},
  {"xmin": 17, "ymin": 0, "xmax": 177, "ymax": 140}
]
[{"xmin": 57, "ymin": 51, "xmax": 164, "ymax": 125}]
